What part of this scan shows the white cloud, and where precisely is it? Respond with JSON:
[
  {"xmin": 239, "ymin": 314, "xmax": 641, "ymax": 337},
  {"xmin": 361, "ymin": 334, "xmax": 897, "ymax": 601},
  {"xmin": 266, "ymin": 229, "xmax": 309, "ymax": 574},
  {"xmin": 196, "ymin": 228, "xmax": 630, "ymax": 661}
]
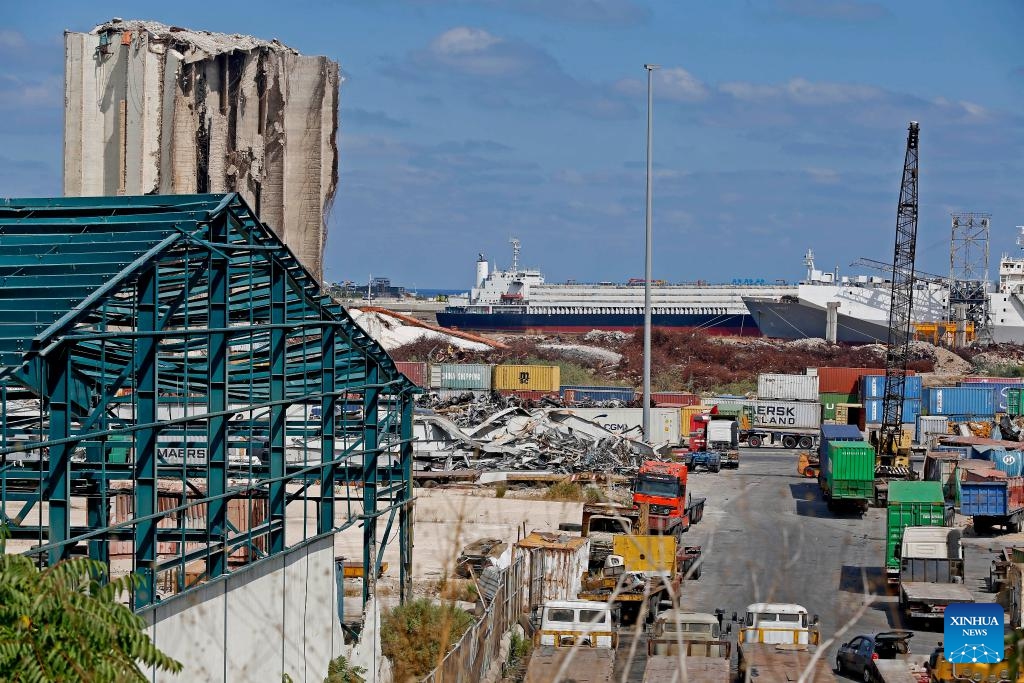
[
  {"xmin": 719, "ymin": 77, "xmax": 881, "ymax": 105},
  {"xmin": 0, "ymin": 30, "xmax": 26, "ymax": 50},
  {"xmin": 431, "ymin": 27, "xmax": 501, "ymax": 56},
  {"xmin": 806, "ymin": 167, "xmax": 841, "ymax": 184},
  {"xmin": 658, "ymin": 67, "xmax": 709, "ymax": 102},
  {"xmin": 719, "ymin": 81, "xmax": 780, "ymax": 101}
]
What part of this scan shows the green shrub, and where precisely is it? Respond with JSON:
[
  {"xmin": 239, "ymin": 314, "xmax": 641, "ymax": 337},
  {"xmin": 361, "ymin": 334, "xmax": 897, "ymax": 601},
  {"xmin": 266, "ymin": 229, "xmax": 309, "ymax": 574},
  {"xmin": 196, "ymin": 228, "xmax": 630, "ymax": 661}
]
[
  {"xmin": 583, "ymin": 486, "xmax": 605, "ymax": 504},
  {"xmin": 324, "ymin": 655, "xmax": 366, "ymax": 683},
  {"xmin": 542, "ymin": 481, "xmax": 584, "ymax": 502},
  {"xmin": 381, "ymin": 599, "xmax": 474, "ymax": 682},
  {"xmin": 495, "ymin": 483, "xmax": 507, "ymax": 498}
]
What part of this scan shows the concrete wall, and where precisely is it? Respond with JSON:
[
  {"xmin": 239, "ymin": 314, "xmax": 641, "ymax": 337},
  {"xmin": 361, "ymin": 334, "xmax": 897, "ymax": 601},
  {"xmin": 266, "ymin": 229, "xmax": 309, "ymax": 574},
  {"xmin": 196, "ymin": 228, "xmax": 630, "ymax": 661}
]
[
  {"xmin": 140, "ymin": 533, "xmax": 344, "ymax": 682},
  {"xmin": 63, "ymin": 20, "xmax": 339, "ymax": 279}
]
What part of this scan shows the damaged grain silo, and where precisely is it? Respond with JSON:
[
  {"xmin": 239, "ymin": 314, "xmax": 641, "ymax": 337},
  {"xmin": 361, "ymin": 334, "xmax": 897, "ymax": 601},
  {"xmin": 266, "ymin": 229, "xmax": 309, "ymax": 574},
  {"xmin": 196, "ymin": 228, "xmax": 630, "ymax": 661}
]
[{"xmin": 63, "ymin": 19, "xmax": 339, "ymax": 279}]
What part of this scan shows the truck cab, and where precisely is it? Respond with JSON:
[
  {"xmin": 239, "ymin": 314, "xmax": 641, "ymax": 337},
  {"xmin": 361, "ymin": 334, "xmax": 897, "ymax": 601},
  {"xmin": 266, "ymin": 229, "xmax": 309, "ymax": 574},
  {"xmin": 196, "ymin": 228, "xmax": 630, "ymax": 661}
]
[
  {"xmin": 633, "ymin": 461, "xmax": 689, "ymax": 534},
  {"xmin": 648, "ymin": 610, "xmax": 732, "ymax": 657},
  {"xmin": 533, "ymin": 600, "xmax": 617, "ymax": 649},
  {"xmin": 738, "ymin": 602, "xmax": 820, "ymax": 645}
]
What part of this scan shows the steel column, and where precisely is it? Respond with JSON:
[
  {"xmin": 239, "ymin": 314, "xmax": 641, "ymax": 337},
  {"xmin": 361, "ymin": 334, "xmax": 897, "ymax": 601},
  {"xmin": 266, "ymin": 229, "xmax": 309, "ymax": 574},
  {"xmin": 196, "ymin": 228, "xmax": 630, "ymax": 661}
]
[
  {"xmin": 44, "ymin": 345, "xmax": 72, "ymax": 565},
  {"xmin": 133, "ymin": 265, "xmax": 159, "ymax": 607},
  {"xmin": 362, "ymin": 363, "xmax": 380, "ymax": 605},
  {"xmin": 206, "ymin": 216, "xmax": 229, "ymax": 578},
  {"xmin": 399, "ymin": 393, "xmax": 414, "ymax": 603},
  {"xmin": 319, "ymin": 324, "xmax": 337, "ymax": 534},
  {"xmin": 268, "ymin": 259, "xmax": 287, "ymax": 554}
]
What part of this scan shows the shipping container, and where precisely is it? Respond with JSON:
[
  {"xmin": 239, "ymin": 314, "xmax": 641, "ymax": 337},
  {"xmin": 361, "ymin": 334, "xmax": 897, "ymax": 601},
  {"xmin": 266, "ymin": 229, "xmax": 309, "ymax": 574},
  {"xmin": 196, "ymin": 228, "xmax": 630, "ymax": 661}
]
[
  {"xmin": 885, "ymin": 481, "xmax": 947, "ymax": 573},
  {"xmin": 862, "ymin": 398, "xmax": 922, "ymax": 425},
  {"xmin": 822, "ymin": 440, "xmax": 875, "ymax": 500},
  {"xmin": 958, "ymin": 380, "xmax": 1024, "ymax": 413},
  {"xmin": 972, "ymin": 446, "xmax": 1024, "ymax": 477},
  {"xmin": 923, "ymin": 452, "xmax": 960, "ymax": 502},
  {"xmin": 924, "ymin": 386, "xmax": 995, "ymax": 417},
  {"xmin": 960, "ymin": 477, "xmax": 1024, "ymax": 517},
  {"xmin": 394, "ymin": 361, "xmax": 428, "ymax": 387},
  {"xmin": 494, "ymin": 364, "xmax": 560, "ymax": 392},
  {"xmin": 916, "ymin": 416, "xmax": 949, "ymax": 444},
  {"xmin": 566, "ymin": 407, "xmax": 682, "ymax": 444},
  {"xmin": 650, "ymin": 391, "xmax": 701, "ymax": 407},
  {"xmin": 680, "ymin": 405, "xmax": 711, "ymax": 437},
  {"xmin": 834, "ymin": 403, "xmax": 862, "ymax": 426},
  {"xmin": 961, "ymin": 377, "xmax": 1024, "ymax": 384},
  {"xmin": 706, "ymin": 399, "xmax": 821, "ymax": 429},
  {"xmin": 814, "ymin": 367, "xmax": 908, "ymax": 395},
  {"xmin": 820, "ymin": 393, "xmax": 858, "ymax": 421},
  {"xmin": 513, "ymin": 532, "xmax": 591, "ymax": 612},
  {"xmin": 430, "ymin": 363, "xmax": 492, "ymax": 390},
  {"xmin": 496, "ymin": 389, "xmax": 560, "ymax": 402},
  {"xmin": 1010, "ymin": 388, "xmax": 1024, "ymax": 417},
  {"xmin": 561, "ymin": 386, "xmax": 636, "ymax": 403},
  {"xmin": 757, "ymin": 373, "xmax": 819, "ymax": 402},
  {"xmin": 818, "ymin": 424, "xmax": 864, "ymax": 462},
  {"xmin": 861, "ymin": 374, "xmax": 923, "ymax": 400}
]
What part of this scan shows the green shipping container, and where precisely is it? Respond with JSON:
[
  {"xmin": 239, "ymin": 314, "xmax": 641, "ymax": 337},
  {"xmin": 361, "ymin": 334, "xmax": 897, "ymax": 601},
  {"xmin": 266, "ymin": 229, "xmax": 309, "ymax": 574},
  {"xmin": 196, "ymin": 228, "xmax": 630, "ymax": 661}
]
[
  {"xmin": 824, "ymin": 440, "xmax": 875, "ymax": 500},
  {"xmin": 885, "ymin": 481, "xmax": 946, "ymax": 572},
  {"xmin": 1009, "ymin": 387, "xmax": 1023, "ymax": 417},
  {"xmin": 820, "ymin": 393, "xmax": 858, "ymax": 421}
]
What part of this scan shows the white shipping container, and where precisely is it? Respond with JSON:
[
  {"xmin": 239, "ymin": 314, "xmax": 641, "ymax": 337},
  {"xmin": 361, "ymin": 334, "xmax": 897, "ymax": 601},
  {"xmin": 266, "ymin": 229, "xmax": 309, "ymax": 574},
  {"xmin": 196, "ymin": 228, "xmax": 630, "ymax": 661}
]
[
  {"xmin": 701, "ymin": 398, "xmax": 821, "ymax": 429},
  {"xmin": 916, "ymin": 416, "xmax": 949, "ymax": 444},
  {"xmin": 757, "ymin": 373, "xmax": 819, "ymax": 402},
  {"xmin": 566, "ymin": 407, "xmax": 681, "ymax": 444}
]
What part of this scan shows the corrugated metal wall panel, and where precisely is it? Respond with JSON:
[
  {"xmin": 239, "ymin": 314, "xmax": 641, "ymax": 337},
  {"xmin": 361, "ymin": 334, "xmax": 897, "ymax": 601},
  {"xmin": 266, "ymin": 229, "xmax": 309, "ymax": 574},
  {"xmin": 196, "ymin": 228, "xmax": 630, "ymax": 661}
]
[
  {"xmin": 925, "ymin": 387, "xmax": 996, "ymax": 416},
  {"xmin": 493, "ymin": 365, "xmax": 560, "ymax": 392},
  {"xmin": 861, "ymin": 375, "xmax": 923, "ymax": 400},
  {"xmin": 757, "ymin": 373, "xmax": 819, "ymax": 402},
  {"xmin": 394, "ymin": 361, "xmax": 427, "ymax": 387}
]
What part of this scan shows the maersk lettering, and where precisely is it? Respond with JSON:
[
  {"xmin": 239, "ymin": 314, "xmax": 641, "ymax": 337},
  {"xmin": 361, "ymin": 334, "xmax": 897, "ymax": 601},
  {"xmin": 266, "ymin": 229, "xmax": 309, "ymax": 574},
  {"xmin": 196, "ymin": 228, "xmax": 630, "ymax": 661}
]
[{"xmin": 755, "ymin": 404, "xmax": 798, "ymax": 426}]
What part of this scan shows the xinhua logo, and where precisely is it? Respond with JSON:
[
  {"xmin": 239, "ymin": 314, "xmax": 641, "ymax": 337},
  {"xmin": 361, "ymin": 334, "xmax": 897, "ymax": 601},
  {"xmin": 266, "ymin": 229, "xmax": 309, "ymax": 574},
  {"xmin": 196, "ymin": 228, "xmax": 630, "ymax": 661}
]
[{"xmin": 944, "ymin": 603, "xmax": 1004, "ymax": 664}]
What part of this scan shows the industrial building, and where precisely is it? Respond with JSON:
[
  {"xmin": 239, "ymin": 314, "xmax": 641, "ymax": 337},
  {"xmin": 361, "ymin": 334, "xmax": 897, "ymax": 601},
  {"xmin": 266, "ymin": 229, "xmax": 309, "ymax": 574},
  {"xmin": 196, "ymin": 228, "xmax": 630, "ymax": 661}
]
[
  {"xmin": 0, "ymin": 193, "xmax": 415, "ymax": 680},
  {"xmin": 63, "ymin": 19, "xmax": 339, "ymax": 279}
]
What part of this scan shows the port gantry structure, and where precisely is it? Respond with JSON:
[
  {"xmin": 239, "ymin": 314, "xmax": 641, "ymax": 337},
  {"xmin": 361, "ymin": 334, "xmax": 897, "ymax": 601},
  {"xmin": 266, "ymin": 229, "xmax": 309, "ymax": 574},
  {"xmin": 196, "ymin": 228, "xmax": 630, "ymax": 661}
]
[{"xmin": 0, "ymin": 193, "xmax": 417, "ymax": 614}]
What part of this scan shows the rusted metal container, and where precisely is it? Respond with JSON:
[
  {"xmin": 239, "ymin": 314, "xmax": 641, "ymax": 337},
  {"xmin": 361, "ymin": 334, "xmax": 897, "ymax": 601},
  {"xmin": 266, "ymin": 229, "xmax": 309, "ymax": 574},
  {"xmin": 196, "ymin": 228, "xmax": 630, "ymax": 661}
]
[
  {"xmin": 650, "ymin": 391, "xmax": 700, "ymax": 407},
  {"xmin": 394, "ymin": 361, "xmax": 427, "ymax": 387},
  {"xmin": 513, "ymin": 532, "xmax": 590, "ymax": 612}
]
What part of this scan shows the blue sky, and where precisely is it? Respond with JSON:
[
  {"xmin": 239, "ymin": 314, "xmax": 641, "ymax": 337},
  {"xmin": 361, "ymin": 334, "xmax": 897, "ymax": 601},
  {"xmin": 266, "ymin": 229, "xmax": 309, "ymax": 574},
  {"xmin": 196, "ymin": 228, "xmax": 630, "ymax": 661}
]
[{"xmin": 1, "ymin": 1, "xmax": 1021, "ymax": 288}]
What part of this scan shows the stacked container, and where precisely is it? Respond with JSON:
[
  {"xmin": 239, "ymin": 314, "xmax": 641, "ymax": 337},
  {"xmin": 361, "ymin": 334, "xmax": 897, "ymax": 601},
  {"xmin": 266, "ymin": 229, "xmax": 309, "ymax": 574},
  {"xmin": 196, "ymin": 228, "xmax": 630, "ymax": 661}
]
[
  {"xmin": 560, "ymin": 385, "xmax": 635, "ymax": 403},
  {"xmin": 757, "ymin": 373, "xmax": 819, "ymax": 402},
  {"xmin": 924, "ymin": 386, "xmax": 995, "ymax": 418},
  {"xmin": 394, "ymin": 361, "xmax": 428, "ymax": 387},
  {"xmin": 493, "ymin": 365, "xmax": 560, "ymax": 392},
  {"xmin": 706, "ymin": 398, "xmax": 821, "ymax": 430},
  {"xmin": 861, "ymin": 374, "xmax": 923, "ymax": 400},
  {"xmin": 959, "ymin": 377, "xmax": 1024, "ymax": 414},
  {"xmin": 862, "ymin": 398, "xmax": 923, "ymax": 425},
  {"xmin": 885, "ymin": 481, "xmax": 948, "ymax": 576},
  {"xmin": 916, "ymin": 416, "xmax": 949, "ymax": 444},
  {"xmin": 649, "ymin": 391, "xmax": 701, "ymax": 407},
  {"xmin": 820, "ymin": 392, "xmax": 858, "ymax": 422}
]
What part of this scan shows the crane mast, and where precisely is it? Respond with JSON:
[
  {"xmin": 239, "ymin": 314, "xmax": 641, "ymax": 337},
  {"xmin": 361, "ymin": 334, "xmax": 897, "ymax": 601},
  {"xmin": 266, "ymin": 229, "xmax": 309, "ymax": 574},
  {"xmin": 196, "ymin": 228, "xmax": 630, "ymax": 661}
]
[{"xmin": 879, "ymin": 121, "xmax": 920, "ymax": 461}]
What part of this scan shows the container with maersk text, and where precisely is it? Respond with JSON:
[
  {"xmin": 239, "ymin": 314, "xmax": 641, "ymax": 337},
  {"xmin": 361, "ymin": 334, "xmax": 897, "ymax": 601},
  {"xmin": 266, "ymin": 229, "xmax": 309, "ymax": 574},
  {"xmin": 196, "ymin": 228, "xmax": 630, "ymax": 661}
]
[{"xmin": 750, "ymin": 400, "xmax": 821, "ymax": 429}]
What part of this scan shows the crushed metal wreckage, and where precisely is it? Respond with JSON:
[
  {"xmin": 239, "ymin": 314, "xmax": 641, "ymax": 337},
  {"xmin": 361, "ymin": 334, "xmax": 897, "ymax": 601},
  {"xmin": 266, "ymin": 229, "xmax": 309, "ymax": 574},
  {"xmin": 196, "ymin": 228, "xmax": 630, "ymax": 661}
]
[{"xmin": 412, "ymin": 399, "xmax": 662, "ymax": 475}]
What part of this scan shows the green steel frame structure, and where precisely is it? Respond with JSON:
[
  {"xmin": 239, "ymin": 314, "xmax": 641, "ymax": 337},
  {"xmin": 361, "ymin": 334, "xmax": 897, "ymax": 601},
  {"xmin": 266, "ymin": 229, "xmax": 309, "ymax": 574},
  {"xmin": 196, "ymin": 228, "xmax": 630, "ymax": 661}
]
[{"xmin": 0, "ymin": 193, "xmax": 416, "ymax": 610}]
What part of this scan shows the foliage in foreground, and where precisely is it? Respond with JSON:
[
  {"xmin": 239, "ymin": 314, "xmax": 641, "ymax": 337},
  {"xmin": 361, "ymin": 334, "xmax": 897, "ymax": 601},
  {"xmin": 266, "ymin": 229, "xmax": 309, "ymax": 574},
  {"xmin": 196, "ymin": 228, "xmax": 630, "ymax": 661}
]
[
  {"xmin": 380, "ymin": 598, "xmax": 474, "ymax": 682},
  {"xmin": 0, "ymin": 552, "xmax": 182, "ymax": 682},
  {"xmin": 324, "ymin": 655, "xmax": 366, "ymax": 683}
]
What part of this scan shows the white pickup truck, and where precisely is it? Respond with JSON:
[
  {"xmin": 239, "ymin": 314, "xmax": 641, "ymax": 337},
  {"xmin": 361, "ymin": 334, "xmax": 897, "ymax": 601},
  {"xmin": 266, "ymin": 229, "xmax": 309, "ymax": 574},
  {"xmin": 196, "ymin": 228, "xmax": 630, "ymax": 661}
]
[
  {"xmin": 736, "ymin": 602, "xmax": 836, "ymax": 682},
  {"xmin": 525, "ymin": 600, "xmax": 616, "ymax": 683}
]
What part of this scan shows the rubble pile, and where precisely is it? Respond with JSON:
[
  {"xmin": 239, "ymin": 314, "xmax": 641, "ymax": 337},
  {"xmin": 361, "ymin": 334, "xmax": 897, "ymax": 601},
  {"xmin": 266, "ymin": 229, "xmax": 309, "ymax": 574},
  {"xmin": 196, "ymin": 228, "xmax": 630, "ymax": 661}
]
[{"xmin": 413, "ymin": 405, "xmax": 658, "ymax": 475}]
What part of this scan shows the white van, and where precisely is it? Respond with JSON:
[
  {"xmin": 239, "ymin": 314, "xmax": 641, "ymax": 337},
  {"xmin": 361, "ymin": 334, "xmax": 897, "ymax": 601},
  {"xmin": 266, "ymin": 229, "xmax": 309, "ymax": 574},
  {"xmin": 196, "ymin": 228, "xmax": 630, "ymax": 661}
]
[{"xmin": 535, "ymin": 600, "xmax": 616, "ymax": 648}]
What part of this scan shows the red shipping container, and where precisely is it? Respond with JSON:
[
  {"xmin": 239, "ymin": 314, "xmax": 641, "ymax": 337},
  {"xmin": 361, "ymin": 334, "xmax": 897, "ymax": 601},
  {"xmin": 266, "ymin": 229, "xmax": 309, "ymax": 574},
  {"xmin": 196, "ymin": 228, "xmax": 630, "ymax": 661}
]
[
  {"xmin": 496, "ymin": 389, "xmax": 559, "ymax": 401},
  {"xmin": 815, "ymin": 367, "xmax": 914, "ymax": 395},
  {"xmin": 650, "ymin": 392, "xmax": 700, "ymax": 407},
  {"xmin": 395, "ymin": 361, "xmax": 428, "ymax": 387}
]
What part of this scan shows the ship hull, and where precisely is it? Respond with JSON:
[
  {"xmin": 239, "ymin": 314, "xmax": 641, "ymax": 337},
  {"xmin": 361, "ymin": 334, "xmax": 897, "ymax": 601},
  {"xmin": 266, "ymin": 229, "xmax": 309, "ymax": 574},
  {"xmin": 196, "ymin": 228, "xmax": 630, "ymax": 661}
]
[
  {"xmin": 743, "ymin": 299, "xmax": 892, "ymax": 343},
  {"xmin": 435, "ymin": 311, "xmax": 762, "ymax": 336}
]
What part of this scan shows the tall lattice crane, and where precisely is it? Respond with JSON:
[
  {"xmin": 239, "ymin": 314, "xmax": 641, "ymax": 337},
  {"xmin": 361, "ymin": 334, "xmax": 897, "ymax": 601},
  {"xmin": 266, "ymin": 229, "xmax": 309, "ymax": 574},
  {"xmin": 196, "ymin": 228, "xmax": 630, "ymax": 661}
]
[{"xmin": 878, "ymin": 121, "xmax": 920, "ymax": 476}]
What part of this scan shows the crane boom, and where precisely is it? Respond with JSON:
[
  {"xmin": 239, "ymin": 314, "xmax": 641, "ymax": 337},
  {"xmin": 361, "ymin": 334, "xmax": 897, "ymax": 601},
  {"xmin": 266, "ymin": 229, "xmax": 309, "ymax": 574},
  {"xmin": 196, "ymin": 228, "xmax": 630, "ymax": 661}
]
[{"xmin": 879, "ymin": 121, "xmax": 920, "ymax": 458}]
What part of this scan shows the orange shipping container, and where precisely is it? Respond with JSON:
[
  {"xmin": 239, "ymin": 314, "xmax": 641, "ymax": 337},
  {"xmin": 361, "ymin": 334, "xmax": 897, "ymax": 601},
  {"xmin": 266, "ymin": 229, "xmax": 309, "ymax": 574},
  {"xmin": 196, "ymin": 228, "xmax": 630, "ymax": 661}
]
[{"xmin": 493, "ymin": 365, "xmax": 561, "ymax": 392}]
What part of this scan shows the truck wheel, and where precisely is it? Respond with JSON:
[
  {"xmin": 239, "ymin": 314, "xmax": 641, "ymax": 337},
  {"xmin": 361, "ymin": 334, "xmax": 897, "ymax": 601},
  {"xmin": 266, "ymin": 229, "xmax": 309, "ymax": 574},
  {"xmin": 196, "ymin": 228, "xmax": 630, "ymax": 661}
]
[
  {"xmin": 798, "ymin": 436, "xmax": 813, "ymax": 449},
  {"xmin": 782, "ymin": 435, "xmax": 798, "ymax": 449},
  {"xmin": 748, "ymin": 435, "xmax": 762, "ymax": 448}
]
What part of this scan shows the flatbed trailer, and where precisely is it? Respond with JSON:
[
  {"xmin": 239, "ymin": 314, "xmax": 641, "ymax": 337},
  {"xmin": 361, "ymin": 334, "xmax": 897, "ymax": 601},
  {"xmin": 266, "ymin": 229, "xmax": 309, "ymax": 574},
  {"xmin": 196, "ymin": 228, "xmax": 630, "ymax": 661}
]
[
  {"xmin": 524, "ymin": 646, "xmax": 614, "ymax": 683},
  {"xmin": 742, "ymin": 428, "xmax": 818, "ymax": 450},
  {"xmin": 871, "ymin": 657, "xmax": 923, "ymax": 683},
  {"xmin": 899, "ymin": 581, "xmax": 973, "ymax": 622},
  {"xmin": 642, "ymin": 654, "xmax": 729, "ymax": 682},
  {"xmin": 738, "ymin": 643, "xmax": 836, "ymax": 682}
]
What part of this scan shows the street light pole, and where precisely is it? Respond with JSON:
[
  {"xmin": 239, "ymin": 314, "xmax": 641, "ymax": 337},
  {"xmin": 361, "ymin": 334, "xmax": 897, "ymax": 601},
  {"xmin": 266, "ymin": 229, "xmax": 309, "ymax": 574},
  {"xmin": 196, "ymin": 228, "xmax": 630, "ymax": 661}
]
[{"xmin": 642, "ymin": 63, "xmax": 658, "ymax": 442}]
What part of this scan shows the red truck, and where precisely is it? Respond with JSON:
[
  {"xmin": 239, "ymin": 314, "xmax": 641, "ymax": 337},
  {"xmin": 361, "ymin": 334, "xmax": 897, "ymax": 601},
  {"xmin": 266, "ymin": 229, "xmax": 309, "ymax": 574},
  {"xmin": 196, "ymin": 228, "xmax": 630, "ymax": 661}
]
[{"xmin": 633, "ymin": 461, "xmax": 706, "ymax": 537}]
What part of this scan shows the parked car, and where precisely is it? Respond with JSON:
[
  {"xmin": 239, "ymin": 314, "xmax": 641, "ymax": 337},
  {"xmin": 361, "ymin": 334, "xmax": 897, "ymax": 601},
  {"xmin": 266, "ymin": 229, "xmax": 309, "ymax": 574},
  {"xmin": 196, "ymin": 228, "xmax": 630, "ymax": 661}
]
[{"xmin": 835, "ymin": 631, "xmax": 913, "ymax": 682}]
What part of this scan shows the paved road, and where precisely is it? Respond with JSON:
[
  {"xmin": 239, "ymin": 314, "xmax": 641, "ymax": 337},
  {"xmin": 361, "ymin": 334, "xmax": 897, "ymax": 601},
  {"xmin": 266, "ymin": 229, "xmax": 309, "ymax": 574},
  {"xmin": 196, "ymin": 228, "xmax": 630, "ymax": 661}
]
[{"xmin": 611, "ymin": 448, "xmax": 1000, "ymax": 681}]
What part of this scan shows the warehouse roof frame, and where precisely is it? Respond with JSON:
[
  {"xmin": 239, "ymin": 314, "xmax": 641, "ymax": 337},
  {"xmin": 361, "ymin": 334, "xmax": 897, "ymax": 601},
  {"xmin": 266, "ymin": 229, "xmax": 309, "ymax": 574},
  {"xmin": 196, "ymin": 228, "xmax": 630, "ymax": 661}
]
[{"xmin": 0, "ymin": 192, "xmax": 415, "ymax": 609}]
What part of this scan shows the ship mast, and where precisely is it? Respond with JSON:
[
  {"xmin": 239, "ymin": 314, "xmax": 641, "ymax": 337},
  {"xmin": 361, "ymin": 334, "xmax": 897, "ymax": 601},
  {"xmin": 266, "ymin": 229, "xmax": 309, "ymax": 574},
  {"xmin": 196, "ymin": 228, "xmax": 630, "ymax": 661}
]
[{"xmin": 509, "ymin": 237, "xmax": 521, "ymax": 275}]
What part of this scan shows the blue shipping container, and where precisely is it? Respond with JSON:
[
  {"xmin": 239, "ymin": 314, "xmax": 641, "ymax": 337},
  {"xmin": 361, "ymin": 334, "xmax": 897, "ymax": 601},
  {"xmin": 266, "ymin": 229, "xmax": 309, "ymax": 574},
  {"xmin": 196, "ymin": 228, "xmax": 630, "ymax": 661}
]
[
  {"xmin": 863, "ymin": 398, "xmax": 922, "ymax": 424},
  {"xmin": 960, "ymin": 481, "xmax": 1020, "ymax": 517},
  {"xmin": 861, "ymin": 375, "xmax": 923, "ymax": 400},
  {"xmin": 924, "ymin": 387, "xmax": 995, "ymax": 417},
  {"xmin": 959, "ymin": 381, "xmax": 1024, "ymax": 413},
  {"xmin": 973, "ymin": 447, "xmax": 1024, "ymax": 477},
  {"xmin": 818, "ymin": 424, "xmax": 864, "ymax": 462}
]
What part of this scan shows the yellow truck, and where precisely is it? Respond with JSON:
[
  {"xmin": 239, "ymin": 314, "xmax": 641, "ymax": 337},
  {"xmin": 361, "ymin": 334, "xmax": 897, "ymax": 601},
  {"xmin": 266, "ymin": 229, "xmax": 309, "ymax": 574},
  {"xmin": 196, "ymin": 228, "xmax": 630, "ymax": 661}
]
[
  {"xmin": 577, "ymin": 535, "xmax": 684, "ymax": 625},
  {"xmin": 735, "ymin": 602, "xmax": 836, "ymax": 682},
  {"xmin": 525, "ymin": 600, "xmax": 616, "ymax": 683},
  {"xmin": 644, "ymin": 610, "xmax": 731, "ymax": 682},
  {"xmin": 926, "ymin": 645, "xmax": 1020, "ymax": 682}
]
